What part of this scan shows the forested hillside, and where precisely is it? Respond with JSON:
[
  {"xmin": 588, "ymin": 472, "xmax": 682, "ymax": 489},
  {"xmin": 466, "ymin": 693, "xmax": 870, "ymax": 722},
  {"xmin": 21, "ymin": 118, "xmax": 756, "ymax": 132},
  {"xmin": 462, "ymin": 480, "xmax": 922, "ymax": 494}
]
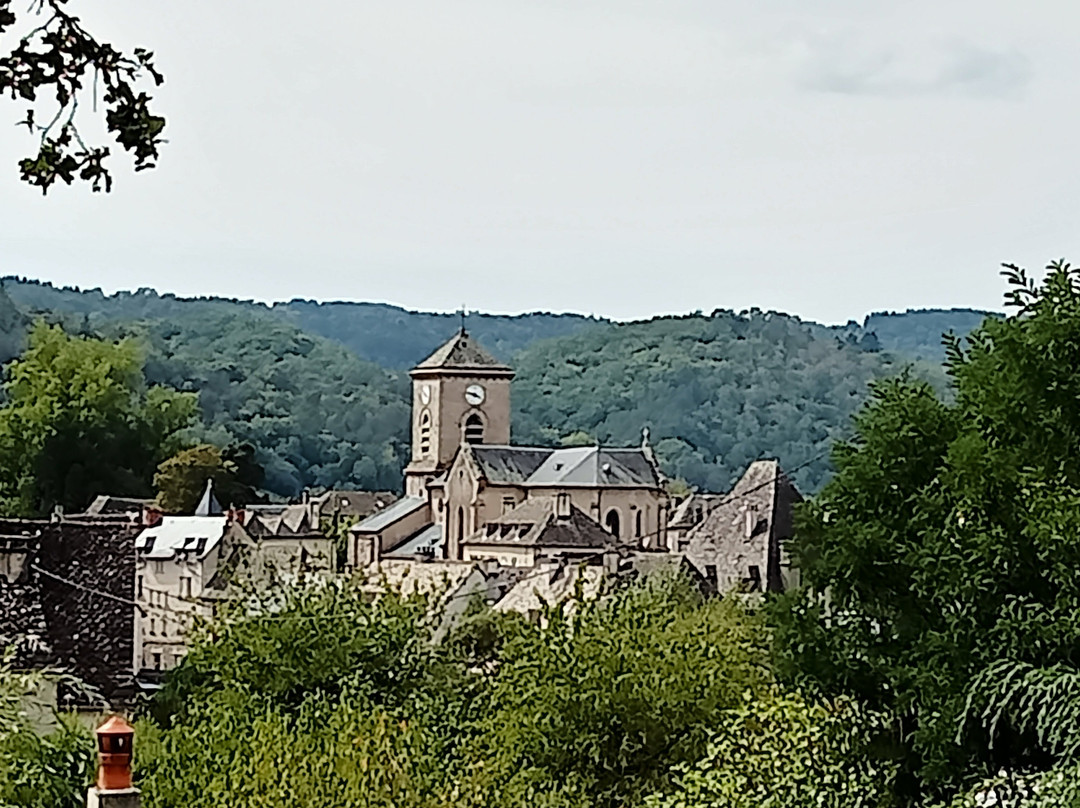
[
  {"xmin": 0, "ymin": 279, "xmax": 598, "ymax": 367},
  {"xmin": 0, "ymin": 278, "xmax": 982, "ymax": 499},
  {"xmin": 514, "ymin": 312, "xmax": 943, "ymax": 493},
  {"xmin": 278, "ymin": 300, "xmax": 599, "ymax": 368},
  {"xmin": 0, "ymin": 282, "xmax": 409, "ymax": 497},
  {"xmin": 861, "ymin": 308, "xmax": 997, "ymax": 361}
]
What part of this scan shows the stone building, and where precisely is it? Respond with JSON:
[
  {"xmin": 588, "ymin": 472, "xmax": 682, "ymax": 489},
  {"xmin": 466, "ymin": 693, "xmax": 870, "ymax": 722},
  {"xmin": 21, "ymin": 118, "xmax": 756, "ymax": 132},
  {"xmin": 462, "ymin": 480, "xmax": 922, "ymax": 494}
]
[
  {"xmin": 135, "ymin": 482, "xmax": 334, "ymax": 675},
  {"xmin": 680, "ymin": 459, "xmax": 802, "ymax": 593},
  {"xmin": 350, "ymin": 329, "xmax": 669, "ymax": 570}
]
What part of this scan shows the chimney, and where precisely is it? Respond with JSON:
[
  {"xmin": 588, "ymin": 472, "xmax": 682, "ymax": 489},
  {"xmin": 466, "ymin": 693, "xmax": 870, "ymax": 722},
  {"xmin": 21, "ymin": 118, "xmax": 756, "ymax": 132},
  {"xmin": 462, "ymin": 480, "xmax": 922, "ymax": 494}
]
[
  {"xmin": 87, "ymin": 715, "xmax": 139, "ymax": 807},
  {"xmin": 555, "ymin": 492, "xmax": 571, "ymax": 520},
  {"xmin": 141, "ymin": 506, "xmax": 163, "ymax": 528}
]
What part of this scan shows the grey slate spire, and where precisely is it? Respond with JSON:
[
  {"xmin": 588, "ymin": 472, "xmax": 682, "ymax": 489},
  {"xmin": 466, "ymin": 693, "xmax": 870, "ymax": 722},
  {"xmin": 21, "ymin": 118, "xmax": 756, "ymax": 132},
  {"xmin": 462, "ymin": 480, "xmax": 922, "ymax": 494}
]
[{"xmin": 194, "ymin": 479, "xmax": 223, "ymax": 516}]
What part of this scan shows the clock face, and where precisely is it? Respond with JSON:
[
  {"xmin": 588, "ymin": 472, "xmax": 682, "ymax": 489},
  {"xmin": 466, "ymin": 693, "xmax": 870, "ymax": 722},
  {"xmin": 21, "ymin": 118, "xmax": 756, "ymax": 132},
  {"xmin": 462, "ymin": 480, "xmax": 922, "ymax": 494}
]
[
  {"xmin": 419, "ymin": 384, "xmax": 431, "ymax": 405},
  {"xmin": 464, "ymin": 384, "xmax": 485, "ymax": 406}
]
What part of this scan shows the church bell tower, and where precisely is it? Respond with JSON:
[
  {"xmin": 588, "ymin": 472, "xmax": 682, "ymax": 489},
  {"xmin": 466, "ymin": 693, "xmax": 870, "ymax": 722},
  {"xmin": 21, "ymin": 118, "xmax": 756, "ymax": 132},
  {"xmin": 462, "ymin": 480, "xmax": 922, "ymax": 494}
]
[{"xmin": 404, "ymin": 329, "xmax": 514, "ymax": 497}]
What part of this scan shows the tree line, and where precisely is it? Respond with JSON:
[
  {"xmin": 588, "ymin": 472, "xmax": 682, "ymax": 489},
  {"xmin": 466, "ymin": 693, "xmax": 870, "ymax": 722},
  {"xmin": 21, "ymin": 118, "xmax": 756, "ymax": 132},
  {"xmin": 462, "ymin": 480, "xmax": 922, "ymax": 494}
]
[{"xmin": 0, "ymin": 278, "xmax": 980, "ymax": 506}]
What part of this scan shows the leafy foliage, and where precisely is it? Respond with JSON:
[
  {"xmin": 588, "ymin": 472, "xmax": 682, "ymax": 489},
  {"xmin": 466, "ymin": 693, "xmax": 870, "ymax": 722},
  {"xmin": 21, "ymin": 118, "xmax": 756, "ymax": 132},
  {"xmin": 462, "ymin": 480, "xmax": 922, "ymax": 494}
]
[
  {"xmin": 773, "ymin": 260, "xmax": 1080, "ymax": 797},
  {"xmin": 0, "ymin": 0, "xmax": 165, "ymax": 192},
  {"xmin": 458, "ymin": 575, "xmax": 773, "ymax": 808},
  {"xmin": 0, "ymin": 322, "xmax": 197, "ymax": 515},
  {"xmin": 858, "ymin": 309, "xmax": 997, "ymax": 362},
  {"xmin": 139, "ymin": 581, "xmax": 470, "ymax": 807},
  {"xmin": 0, "ymin": 278, "xmax": 984, "ymax": 499},
  {"xmin": 154, "ymin": 443, "xmax": 264, "ymax": 513},
  {"xmin": 513, "ymin": 311, "xmax": 944, "ymax": 493},
  {"xmin": 0, "ymin": 655, "xmax": 95, "ymax": 808},
  {"xmin": 643, "ymin": 689, "xmax": 898, "ymax": 808}
]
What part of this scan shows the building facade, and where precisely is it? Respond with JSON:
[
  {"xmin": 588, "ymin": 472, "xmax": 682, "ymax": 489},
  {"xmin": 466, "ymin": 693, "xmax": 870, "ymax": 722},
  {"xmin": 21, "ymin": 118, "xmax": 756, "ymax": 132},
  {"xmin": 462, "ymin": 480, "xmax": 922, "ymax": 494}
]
[{"xmin": 351, "ymin": 329, "xmax": 669, "ymax": 570}]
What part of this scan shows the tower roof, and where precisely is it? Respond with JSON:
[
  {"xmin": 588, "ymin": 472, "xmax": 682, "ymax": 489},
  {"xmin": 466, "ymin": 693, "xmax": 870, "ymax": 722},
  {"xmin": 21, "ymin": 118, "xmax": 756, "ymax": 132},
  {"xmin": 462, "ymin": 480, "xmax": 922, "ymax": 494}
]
[
  {"xmin": 412, "ymin": 330, "xmax": 513, "ymax": 375},
  {"xmin": 194, "ymin": 479, "xmax": 223, "ymax": 516}
]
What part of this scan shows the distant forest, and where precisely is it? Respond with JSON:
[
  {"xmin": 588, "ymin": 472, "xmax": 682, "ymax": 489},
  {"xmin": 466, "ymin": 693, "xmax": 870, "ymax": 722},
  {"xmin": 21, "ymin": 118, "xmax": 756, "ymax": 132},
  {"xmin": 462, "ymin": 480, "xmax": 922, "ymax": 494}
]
[{"xmin": 0, "ymin": 277, "xmax": 990, "ymax": 499}]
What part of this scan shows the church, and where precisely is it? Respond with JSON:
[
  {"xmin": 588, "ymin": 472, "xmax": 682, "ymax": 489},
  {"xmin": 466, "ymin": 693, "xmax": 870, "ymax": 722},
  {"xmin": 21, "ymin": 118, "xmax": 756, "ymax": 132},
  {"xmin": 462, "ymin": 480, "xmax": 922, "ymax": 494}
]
[{"xmin": 349, "ymin": 329, "xmax": 670, "ymax": 569}]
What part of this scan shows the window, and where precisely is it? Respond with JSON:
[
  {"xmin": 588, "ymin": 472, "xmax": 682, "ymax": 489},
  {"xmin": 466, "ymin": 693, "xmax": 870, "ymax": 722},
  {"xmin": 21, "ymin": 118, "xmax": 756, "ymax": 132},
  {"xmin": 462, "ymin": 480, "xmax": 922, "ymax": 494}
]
[
  {"xmin": 153, "ymin": 652, "xmax": 162, "ymax": 670},
  {"xmin": 502, "ymin": 496, "xmax": 515, "ymax": 515},
  {"xmin": 604, "ymin": 509, "xmax": 621, "ymax": 539},
  {"xmin": 149, "ymin": 617, "xmax": 157, "ymax": 636},
  {"xmin": 464, "ymin": 414, "xmax": 484, "ymax": 444},
  {"xmin": 635, "ymin": 509, "xmax": 643, "ymax": 538},
  {"xmin": 745, "ymin": 565, "xmax": 762, "ymax": 592},
  {"xmin": 456, "ymin": 507, "xmax": 465, "ymax": 544},
  {"xmin": 179, "ymin": 576, "xmax": 192, "ymax": 599},
  {"xmin": 419, "ymin": 410, "xmax": 432, "ymax": 455},
  {"xmin": 137, "ymin": 575, "xmax": 143, "ymax": 600},
  {"xmin": 152, "ymin": 560, "xmax": 165, "ymax": 575}
]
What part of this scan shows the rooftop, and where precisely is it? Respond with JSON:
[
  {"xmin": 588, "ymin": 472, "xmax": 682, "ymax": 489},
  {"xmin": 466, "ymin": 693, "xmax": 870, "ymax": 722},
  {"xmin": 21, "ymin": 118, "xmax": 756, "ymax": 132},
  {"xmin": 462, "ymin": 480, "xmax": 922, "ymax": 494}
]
[
  {"xmin": 136, "ymin": 516, "xmax": 229, "ymax": 560},
  {"xmin": 467, "ymin": 498, "xmax": 615, "ymax": 549},
  {"xmin": 412, "ymin": 330, "xmax": 513, "ymax": 375},
  {"xmin": 352, "ymin": 496, "xmax": 427, "ymax": 533},
  {"xmin": 470, "ymin": 445, "xmax": 661, "ymax": 488}
]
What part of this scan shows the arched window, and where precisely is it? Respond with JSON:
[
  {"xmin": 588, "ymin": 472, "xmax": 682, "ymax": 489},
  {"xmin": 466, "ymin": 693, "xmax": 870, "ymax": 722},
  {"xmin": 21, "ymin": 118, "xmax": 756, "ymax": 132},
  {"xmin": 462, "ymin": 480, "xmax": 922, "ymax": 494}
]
[
  {"xmin": 464, "ymin": 414, "xmax": 484, "ymax": 444},
  {"xmin": 419, "ymin": 411, "xmax": 431, "ymax": 455},
  {"xmin": 635, "ymin": 509, "xmax": 643, "ymax": 539},
  {"xmin": 605, "ymin": 509, "xmax": 621, "ymax": 539}
]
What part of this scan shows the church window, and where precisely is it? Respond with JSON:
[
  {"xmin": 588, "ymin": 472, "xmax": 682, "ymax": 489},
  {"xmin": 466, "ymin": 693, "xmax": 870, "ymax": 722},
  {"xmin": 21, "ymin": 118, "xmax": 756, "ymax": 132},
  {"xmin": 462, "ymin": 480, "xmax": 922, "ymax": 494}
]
[
  {"xmin": 464, "ymin": 414, "xmax": 484, "ymax": 444},
  {"xmin": 419, "ymin": 411, "xmax": 431, "ymax": 455},
  {"xmin": 605, "ymin": 509, "xmax": 621, "ymax": 539},
  {"xmin": 635, "ymin": 509, "xmax": 643, "ymax": 539}
]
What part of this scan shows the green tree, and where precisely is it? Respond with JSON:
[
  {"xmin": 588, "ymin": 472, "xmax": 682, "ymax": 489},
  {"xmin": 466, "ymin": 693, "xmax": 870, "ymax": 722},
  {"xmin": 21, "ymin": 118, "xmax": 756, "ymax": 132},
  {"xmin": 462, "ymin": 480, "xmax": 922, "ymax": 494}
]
[
  {"xmin": 138, "ymin": 581, "xmax": 472, "ymax": 808},
  {"xmin": 0, "ymin": 0, "xmax": 165, "ymax": 192},
  {"xmin": 643, "ymin": 690, "xmax": 898, "ymax": 808},
  {"xmin": 772, "ymin": 261, "xmax": 1080, "ymax": 797},
  {"xmin": 458, "ymin": 574, "xmax": 773, "ymax": 808},
  {"xmin": 154, "ymin": 442, "xmax": 263, "ymax": 513},
  {"xmin": 0, "ymin": 654, "xmax": 95, "ymax": 808},
  {"xmin": 0, "ymin": 321, "xmax": 197, "ymax": 515}
]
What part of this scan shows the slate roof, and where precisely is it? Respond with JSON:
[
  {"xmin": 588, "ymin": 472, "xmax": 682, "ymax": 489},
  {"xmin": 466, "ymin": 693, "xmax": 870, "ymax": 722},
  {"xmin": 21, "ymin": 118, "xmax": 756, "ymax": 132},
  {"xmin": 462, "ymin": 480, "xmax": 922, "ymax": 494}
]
[
  {"xmin": 245, "ymin": 504, "xmax": 317, "ymax": 537},
  {"xmin": 470, "ymin": 445, "xmax": 662, "ymax": 488},
  {"xmin": 80, "ymin": 495, "xmax": 152, "ymax": 517},
  {"xmin": 466, "ymin": 498, "xmax": 614, "ymax": 549},
  {"xmin": 312, "ymin": 490, "xmax": 399, "ymax": 519},
  {"xmin": 136, "ymin": 516, "xmax": 228, "ymax": 560},
  {"xmin": 412, "ymin": 330, "xmax": 512, "ymax": 373},
  {"xmin": 194, "ymin": 480, "xmax": 223, "ymax": 516},
  {"xmin": 682, "ymin": 459, "xmax": 802, "ymax": 593},
  {"xmin": 0, "ymin": 520, "xmax": 138, "ymax": 706},
  {"xmin": 386, "ymin": 523, "xmax": 443, "ymax": 558},
  {"xmin": 669, "ymin": 494, "xmax": 724, "ymax": 530},
  {"xmin": 0, "ymin": 532, "xmax": 50, "ymax": 666},
  {"xmin": 352, "ymin": 496, "xmax": 427, "ymax": 533}
]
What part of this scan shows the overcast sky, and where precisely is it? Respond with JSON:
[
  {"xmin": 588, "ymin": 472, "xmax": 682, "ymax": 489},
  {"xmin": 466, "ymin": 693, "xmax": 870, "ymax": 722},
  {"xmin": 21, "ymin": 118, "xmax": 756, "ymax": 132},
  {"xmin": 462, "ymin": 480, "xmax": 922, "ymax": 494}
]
[{"xmin": 0, "ymin": 0, "xmax": 1074, "ymax": 322}]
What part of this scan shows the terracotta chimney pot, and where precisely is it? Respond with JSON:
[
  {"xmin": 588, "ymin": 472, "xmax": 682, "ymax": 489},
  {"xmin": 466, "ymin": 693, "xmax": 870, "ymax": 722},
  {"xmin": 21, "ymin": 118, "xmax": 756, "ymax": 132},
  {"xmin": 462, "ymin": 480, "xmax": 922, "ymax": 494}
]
[{"xmin": 95, "ymin": 715, "xmax": 135, "ymax": 791}]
